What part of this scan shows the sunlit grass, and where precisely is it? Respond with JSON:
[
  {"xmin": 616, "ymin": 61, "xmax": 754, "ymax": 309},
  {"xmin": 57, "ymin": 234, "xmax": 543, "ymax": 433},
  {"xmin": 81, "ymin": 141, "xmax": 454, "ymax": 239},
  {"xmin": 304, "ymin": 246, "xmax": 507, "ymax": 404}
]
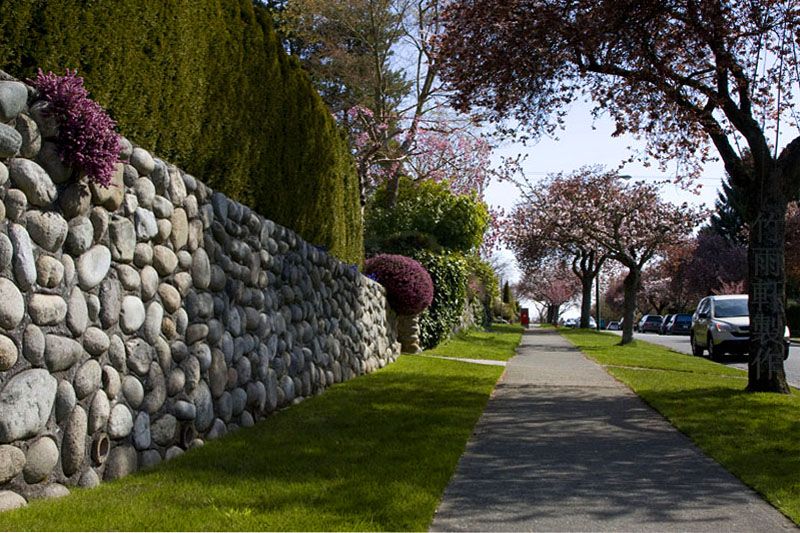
[
  {"xmin": 424, "ymin": 323, "xmax": 523, "ymax": 361},
  {"xmin": 562, "ymin": 329, "xmax": 800, "ymax": 525},
  {"xmin": 0, "ymin": 329, "xmax": 523, "ymax": 531}
]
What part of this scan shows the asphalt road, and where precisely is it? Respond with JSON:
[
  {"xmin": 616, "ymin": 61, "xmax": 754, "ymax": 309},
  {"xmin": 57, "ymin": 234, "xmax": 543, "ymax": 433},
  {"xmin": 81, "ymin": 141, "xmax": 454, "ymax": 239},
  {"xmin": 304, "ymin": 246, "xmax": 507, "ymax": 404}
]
[{"xmin": 606, "ymin": 330, "xmax": 800, "ymax": 388}]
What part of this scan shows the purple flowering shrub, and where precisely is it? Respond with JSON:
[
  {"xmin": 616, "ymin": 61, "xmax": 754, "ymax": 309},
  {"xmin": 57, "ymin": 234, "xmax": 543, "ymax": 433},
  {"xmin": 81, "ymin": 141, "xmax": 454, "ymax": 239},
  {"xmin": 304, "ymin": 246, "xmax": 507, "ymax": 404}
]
[
  {"xmin": 364, "ymin": 254, "xmax": 434, "ymax": 316},
  {"xmin": 30, "ymin": 70, "xmax": 120, "ymax": 188}
]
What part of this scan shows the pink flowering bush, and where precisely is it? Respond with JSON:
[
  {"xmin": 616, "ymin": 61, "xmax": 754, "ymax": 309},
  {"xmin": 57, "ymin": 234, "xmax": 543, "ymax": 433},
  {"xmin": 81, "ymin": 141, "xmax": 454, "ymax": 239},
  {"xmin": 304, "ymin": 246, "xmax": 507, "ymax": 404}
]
[
  {"xmin": 364, "ymin": 254, "xmax": 434, "ymax": 316},
  {"xmin": 30, "ymin": 69, "xmax": 120, "ymax": 188}
]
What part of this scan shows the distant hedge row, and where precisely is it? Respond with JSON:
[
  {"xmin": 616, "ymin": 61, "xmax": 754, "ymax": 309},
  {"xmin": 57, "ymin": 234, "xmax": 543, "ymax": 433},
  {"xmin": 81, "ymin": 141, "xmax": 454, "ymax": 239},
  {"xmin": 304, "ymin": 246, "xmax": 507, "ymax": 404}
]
[{"xmin": 0, "ymin": 0, "xmax": 363, "ymax": 265}]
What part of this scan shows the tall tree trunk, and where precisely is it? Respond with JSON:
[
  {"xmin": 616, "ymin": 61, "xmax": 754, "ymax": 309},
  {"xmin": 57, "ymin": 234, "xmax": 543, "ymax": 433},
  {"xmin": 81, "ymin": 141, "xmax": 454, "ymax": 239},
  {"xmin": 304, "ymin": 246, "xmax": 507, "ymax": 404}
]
[
  {"xmin": 746, "ymin": 198, "xmax": 790, "ymax": 393},
  {"xmin": 620, "ymin": 268, "xmax": 640, "ymax": 345},
  {"xmin": 579, "ymin": 275, "xmax": 593, "ymax": 328}
]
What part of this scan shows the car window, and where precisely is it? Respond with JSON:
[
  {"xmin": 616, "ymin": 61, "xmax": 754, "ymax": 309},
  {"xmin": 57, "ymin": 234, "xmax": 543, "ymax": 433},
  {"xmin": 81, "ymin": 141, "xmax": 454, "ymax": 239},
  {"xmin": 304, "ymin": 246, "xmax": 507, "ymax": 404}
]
[
  {"xmin": 675, "ymin": 315, "xmax": 692, "ymax": 323},
  {"xmin": 713, "ymin": 298, "xmax": 748, "ymax": 318},
  {"xmin": 698, "ymin": 299, "xmax": 710, "ymax": 315}
]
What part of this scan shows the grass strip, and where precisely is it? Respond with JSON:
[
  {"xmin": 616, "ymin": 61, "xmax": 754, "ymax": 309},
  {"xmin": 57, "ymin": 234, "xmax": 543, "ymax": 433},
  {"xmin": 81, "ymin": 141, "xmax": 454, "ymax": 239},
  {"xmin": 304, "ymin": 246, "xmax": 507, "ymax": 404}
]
[
  {"xmin": 561, "ymin": 329, "xmax": 800, "ymax": 525},
  {"xmin": 423, "ymin": 323, "xmax": 523, "ymax": 361},
  {"xmin": 0, "ymin": 330, "xmax": 521, "ymax": 531}
]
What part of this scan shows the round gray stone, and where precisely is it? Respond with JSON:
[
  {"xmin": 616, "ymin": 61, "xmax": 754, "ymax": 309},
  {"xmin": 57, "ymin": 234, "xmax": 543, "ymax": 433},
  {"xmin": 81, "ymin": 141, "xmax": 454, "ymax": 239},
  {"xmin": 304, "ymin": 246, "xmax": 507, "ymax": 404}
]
[
  {"xmin": 157, "ymin": 283, "xmax": 181, "ymax": 314},
  {"xmin": 83, "ymin": 327, "xmax": 110, "ymax": 356},
  {"xmin": 74, "ymin": 359, "xmax": 102, "ymax": 400},
  {"xmin": 23, "ymin": 437, "xmax": 58, "ymax": 484},
  {"xmin": 0, "ymin": 490, "xmax": 26, "ymax": 512},
  {"xmin": 22, "ymin": 324, "xmax": 45, "ymax": 367},
  {"xmin": 119, "ymin": 295, "xmax": 146, "ymax": 334},
  {"xmin": 77, "ymin": 245, "xmax": 112, "ymax": 290},
  {"xmin": 102, "ymin": 365, "xmax": 121, "ymax": 399},
  {"xmin": 143, "ymin": 301, "xmax": 164, "ymax": 345},
  {"xmin": 14, "ymin": 113, "xmax": 40, "ymax": 158},
  {"xmin": 130, "ymin": 148, "xmax": 155, "ymax": 176},
  {"xmin": 0, "ymin": 233, "xmax": 12, "ymax": 271},
  {"xmin": 134, "ymin": 242, "xmax": 153, "ymax": 267},
  {"xmin": 0, "ymin": 81, "xmax": 27, "ymax": 122},
  {"xmin": 66, "ymin": 216, "xmax": 94, "ymax": 255},
  {"xmin": 109, "ymin": 216, "xmax": 136, "ymax": 262},
  {"xmin": 0, "ymin": 278, "xmax": 24, "ymax": 329},
  {"xmin": 78, "ymin": 468, "xmax": 100, "ymax": 489},
  {"xmin": 8, "ymin": 223, "xmax": 36, "ymax": 290},
  {"xmin": 103, "ymin": 445, "xmax": 137, "ymax": 481},
  {"xmin": 141, "ymin": 363, "xmax": 166, "ymax": 414},
  {"xmin": 156, "ymin": 218, "xmax": 171, "ymax": 243},
  {"xmin": 99, "ymin": 278, "xmax": 121, "ymax": 329},
  {"xmin": 107, "ymin": 404, "xmax": 133, "ymax": 439},
  {"xmin": 152, "ymin": 245, "xmax": 178, "ymax": 276},
  {"xmin": 36, "ymin": 254, "xmax": 64, "ymax": 288},
  {"xmin": 192, "ymin": 248, "xmax": 211, "ymax": 289},
  {"xmin": 88, "ymin": 390, "xmax": 110, "ymax": 434},
  {"xmin": 118, "ymin": 137, "xmax": 133, "ymax": 161},
  {"xmin": 108, "ymin": 334, "xmax": 126, "ymax": 372},
  {"xmin": 44, "ymin": 335, "xmax": 82, "ymax": 372},
  {"xmin": 133, "ymin": 178, "xmax": 156, "ymax": 208},
  {"xmin": 7, "ymin": 158, "xmax": 56, "ymax": 207},
  {"xmin": 170, "ymin": 208, "xmax": 188, "ymax": 250},
  {"xmin": 25, "ymin": 210, "xmax": 67, "ymax": 252},
  {"xmin": 152, "ymin": 195, "xmax": 173, "ymax": 219},
  {"xmin": 55, "ymin": 381, "xmax": 76, "ymax": 424},
  {"xmin": 139, "ymin": 449, "xmax": 161, "ymax": 469},
  {"xmin": 89, "ymin": 163, "xmax": 124, "ymax": 211},
  {"xmin": 134, "ymin": 207, "xmax": 158, "ymax": 241},
  {"xmin": 0, "ymin": 334, "xmax": 18, "ymax": 371},
  {"xmin": 126, "ymin": 338, "xmax": 154, "ymax": 376},
  {"xmin": 66, "ymin": 286, "xmax": 89, "ymax": 336},
  {"xmin": 0, "ymin": 123, "xmax": 22, "ymax": 158},
  {"xmin": 132, "ymin": 412, "xmax": 151, "ymax": 450},
  {"xmin": 117, "ymin": 264, "xmax": 140, "ymax": 291},
  {"xmin": 61, "ymin": 405, "xmax": 87, "ymax": 476},
  {"xmin": 140, "ymin": 265, "xmax": 158, "ymax": 301},
  {"xmin": 59, "ymin": 181, "xmax": 91, "ymax": 219},
  {"xmin": 4, "ymin": 188, "xmax": 26, "ymax": 221},
  {"xmin": 0, "ymin": 444, "xmax": 25, "ymax": 484},
  {"xmin": 28, "ymin": 294, "xmax": 67, "ymax": 326},
  {"xmin": 151, "ymin": 414, "xmax": 178, "ymax": 446},
  {"xmin": 122, "ymin": 375, "xmax": 144, "ymax": 409},
  {"xmin": 165, "ymin": 446, "xmax": 184, "ymax": 461},
  {"xmin": 173, "ymin": 400, "xmax": 196, "ymax": 420},
  {"xmin": 167, "ymin": 368, "xmax": 185, "ymax": 397}
]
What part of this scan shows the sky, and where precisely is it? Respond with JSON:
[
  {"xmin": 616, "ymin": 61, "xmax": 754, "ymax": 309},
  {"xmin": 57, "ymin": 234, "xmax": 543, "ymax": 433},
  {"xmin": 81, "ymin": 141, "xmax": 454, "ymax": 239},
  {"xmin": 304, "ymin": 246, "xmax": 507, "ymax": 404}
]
[{"xmin": 481, "ymin": 100, "xmax": 728, "ymax": 317}]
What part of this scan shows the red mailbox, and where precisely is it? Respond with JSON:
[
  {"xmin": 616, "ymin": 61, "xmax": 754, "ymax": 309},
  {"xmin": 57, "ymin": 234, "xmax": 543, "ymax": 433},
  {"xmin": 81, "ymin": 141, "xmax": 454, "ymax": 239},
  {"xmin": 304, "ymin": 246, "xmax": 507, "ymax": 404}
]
[{"xmin": 520, "ymin": 308, "xmax": 530, "ymax": 327}]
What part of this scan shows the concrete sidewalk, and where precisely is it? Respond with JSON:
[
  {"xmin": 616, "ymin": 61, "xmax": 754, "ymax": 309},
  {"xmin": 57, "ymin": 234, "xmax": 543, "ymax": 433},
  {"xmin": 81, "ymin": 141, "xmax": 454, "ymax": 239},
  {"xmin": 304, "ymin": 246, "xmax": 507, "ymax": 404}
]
[{"xmin": 430, "ymin": 328, "xmax": 796, "ymax": 532}]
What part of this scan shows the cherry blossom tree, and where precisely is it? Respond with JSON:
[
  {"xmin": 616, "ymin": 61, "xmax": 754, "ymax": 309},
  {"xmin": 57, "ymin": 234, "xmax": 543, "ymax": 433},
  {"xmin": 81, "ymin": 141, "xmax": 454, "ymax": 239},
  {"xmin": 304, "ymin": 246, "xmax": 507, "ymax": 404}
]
[
  {"xmin": 514, "ymin": 168, "xmax": 704, "ymax": 343},
  {"xmin": 507, "ymin": 197, "xmax": 606, "ymax": 329},
  {"xmin": 515, "ymin": 259, "xmax": 580, "ymax": 324},
  {"xmin": 438, "ymin": 0, "xmax": 800, "ymax": 392}
]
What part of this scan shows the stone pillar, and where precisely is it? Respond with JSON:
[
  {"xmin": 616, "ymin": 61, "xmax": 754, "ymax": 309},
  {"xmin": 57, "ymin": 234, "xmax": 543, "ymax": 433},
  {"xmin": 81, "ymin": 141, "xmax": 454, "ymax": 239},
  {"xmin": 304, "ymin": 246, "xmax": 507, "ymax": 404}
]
[{"xmin": 396, "ymin": 314, "xmax": 422, "ymax": 353}]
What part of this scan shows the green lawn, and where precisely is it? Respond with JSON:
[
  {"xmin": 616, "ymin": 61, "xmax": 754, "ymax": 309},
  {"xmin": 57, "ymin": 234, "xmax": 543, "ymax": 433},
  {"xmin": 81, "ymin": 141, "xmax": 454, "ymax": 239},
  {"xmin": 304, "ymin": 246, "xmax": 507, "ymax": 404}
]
[
  {"xmin": 423, "ymin": 323, "xmax": 523, "ymax": 361},
  {"xmin": 561, "ymin": 329, "xmax": 800, "ymax": 525},
  {"xmin": 0, "ymin": 327, "xmax": 523, "ymax": 531}
]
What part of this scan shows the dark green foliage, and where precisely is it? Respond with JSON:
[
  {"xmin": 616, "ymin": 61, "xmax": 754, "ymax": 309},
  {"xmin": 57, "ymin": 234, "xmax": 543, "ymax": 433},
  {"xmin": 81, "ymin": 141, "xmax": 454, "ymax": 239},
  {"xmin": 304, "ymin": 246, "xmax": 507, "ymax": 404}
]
[
  {"xmin": 710, "ymin": 175, "xmax": 747, "ymax": 246},
  {"xmin": 0, "ymin": 0, "xmax": 362, "ymax": 264},
  {"xmin": 364, "ymin": 178, "xmax": 489, "ymax": 256},
  {"xmin": 502, "ymin": 281, "xmax": 512, "ymax": 303},
  {"xmin": 413, "ymin": 250, "xmax": 467, "ymax": 349}
]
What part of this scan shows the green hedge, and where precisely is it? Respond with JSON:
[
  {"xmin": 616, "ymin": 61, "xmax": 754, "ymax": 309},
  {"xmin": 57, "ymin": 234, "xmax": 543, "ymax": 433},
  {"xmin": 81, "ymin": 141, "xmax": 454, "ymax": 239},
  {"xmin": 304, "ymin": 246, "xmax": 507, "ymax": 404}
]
[
  {"xmin": 413, "ymin": 251, "xmax": 467, "ymax": 350},
  {"xmin": 0, "ymin": 0, "xmax": 362, "ymax": 264}
]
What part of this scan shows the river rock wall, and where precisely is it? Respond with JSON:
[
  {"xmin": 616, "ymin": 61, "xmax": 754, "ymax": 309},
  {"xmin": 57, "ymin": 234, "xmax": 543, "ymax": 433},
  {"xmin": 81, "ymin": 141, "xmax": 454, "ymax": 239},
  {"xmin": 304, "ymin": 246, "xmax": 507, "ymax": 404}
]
[{"xmin": 0, "ymin": 76, "xmax": 400, "ymax": 511}]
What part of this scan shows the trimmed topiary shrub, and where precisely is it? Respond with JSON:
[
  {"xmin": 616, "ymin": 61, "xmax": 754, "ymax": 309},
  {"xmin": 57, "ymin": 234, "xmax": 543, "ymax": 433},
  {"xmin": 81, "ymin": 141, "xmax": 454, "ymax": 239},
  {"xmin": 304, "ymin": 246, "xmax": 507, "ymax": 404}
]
[
  {"xmin": 29, "ymin": 69, "xmax": 120, "ymax": 188},
  {"xmin": 364, "ymin": 254, "xmax": 434, "ymax": 316},
  {"xmin": 0, "ymin": 0, "xmax": 362, "ymax": 265}
]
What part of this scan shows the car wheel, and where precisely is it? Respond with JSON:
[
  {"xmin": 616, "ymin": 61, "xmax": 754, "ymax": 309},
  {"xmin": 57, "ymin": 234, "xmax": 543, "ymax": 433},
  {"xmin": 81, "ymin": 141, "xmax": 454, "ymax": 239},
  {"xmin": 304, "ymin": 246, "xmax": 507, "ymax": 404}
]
[
  {"xmin": 690, "ymin": 334, "xmax": 703, "ymax": 357},
  {"xmin": 707, "ymin": 334, "xmax": 722, "ymax": 361}
]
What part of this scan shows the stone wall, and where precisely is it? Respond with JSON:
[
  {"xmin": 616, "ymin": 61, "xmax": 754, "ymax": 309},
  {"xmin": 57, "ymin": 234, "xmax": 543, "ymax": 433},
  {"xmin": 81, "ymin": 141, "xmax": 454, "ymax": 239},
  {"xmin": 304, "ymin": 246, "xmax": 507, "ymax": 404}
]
[{"xmin": 0, "ymin": 77, "xmax": 400, "ymax": 511}]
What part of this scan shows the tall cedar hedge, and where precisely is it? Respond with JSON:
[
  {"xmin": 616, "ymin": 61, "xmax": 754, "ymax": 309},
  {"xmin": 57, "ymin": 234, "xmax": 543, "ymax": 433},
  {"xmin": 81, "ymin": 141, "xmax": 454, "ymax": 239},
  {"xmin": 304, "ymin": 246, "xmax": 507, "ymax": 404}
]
[{"xmin": 0, "ymin": 0, "xmax": 363, "ymax": 265}]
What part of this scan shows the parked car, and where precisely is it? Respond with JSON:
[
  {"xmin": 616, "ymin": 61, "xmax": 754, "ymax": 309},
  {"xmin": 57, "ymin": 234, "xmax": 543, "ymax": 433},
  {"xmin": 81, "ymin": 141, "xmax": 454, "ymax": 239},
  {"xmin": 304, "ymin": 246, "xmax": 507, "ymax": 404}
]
[
  {"xmin": 562, "ymin": 318, "xmax": 579, "ymax": 328},
  {"xmin": 606, "ymin": 321, "xmax": 621, "ymax": 331},
  {"xmin": 637, "ymin": 315, "xmax": 663, "ymax": 333},
  {"xmin": 664, "ymin": 313, "xmax": 692, "ymax": 335},
  {"xmin": 659, "ymin": 314, "xmax": 675, "ymax": 335},
  {"xmin": 690, "ymin": 294, "xmax": 790, "ymax": 360}
]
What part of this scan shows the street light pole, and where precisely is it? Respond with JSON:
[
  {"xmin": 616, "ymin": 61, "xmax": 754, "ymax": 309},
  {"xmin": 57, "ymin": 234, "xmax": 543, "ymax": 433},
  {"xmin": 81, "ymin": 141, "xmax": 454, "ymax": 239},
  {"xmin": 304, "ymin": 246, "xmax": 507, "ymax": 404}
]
[{"xmin": 595, "ymin": 265, "xmax": 601, "ymax": 330}]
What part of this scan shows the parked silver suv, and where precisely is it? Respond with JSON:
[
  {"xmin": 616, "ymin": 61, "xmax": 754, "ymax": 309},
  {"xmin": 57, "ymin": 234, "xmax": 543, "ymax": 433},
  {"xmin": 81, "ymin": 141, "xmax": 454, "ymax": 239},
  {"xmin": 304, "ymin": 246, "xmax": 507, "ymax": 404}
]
[{"xmin": 690, "ymin": 294, "xmax": 790, "ymax": 360}]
